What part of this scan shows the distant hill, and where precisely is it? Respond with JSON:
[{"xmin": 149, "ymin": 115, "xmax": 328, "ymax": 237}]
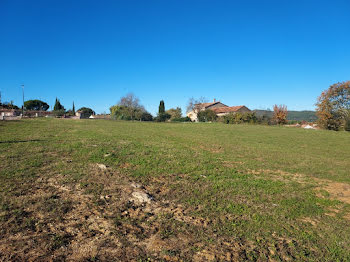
[{"xmin": 254, "ymin": 110, "xmax": 317, "ymax": 122}]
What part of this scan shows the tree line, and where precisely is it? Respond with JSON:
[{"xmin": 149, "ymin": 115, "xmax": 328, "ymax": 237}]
[
  {"xmin": 2, "ymin": 80, "xmax": 350, "ymax": 130},
  {"xmin": 185, "ymin": 80, "xmax": 350, "ymax": 131},
  {"xmin": 109, "ymin": 93, "xmax": 190, "ymax": 122},
  {"xmin": 51, "ymin": 98, "xmax": 95, "ymax": 117},
  {"xmin": 0, "ymin": 98, "xmax": 95, "ymax": 118}
]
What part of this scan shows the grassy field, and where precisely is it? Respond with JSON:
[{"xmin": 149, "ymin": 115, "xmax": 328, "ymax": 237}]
[{"xmin": 1, "ymin": 118, "xmax": 350, "ymax": 261}]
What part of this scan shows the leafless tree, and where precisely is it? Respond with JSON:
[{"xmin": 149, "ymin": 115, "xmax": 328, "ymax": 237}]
[
  {"xmin": 116, "ymin": 93, "xmax": 146, "ymax": 119},
  {"xmin": 118, "ymin": 93, "xmax": 143, "ymax": 109},
  {"xmin": 186, "ymin": 97, "xmax": 208, "ymax": 113}
]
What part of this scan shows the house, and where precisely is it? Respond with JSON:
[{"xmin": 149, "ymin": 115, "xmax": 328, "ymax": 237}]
[
  {"xmin": 186, "ymin": 99, "xmax": 251, "ymax": 122},
  {"xmin": 0, "ymin": 108, "xmax": 21, "ymax": 117},
  {"xmin": 75, "ymin": 110, "xmax": 88, "ymax": 119},
  {"xmin": 75, "ymin": 110, "xmax": 95, "ymax": 119},
  {"xmin": 0, "ymin": 108, "xmax": 22, "ymax": 120},
  {"xmin": 211, "ymin": 105, "xmax": 251, "ymax": 117}
]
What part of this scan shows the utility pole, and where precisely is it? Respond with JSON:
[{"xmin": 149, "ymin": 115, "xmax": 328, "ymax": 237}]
[{"xmin": 22, "ymin": 84, "xmax": 24, "ymax": 115}]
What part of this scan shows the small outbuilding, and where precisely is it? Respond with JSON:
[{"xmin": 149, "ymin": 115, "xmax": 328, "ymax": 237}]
[{"xmin": 0, "ymin": 108, "xmax": 22, "ymax": 120}]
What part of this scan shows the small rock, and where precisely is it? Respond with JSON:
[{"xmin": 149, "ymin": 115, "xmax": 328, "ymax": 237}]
[
  {"xmin": 131, "ymin": 191, "xmax": 153, "ymax": 204},
  {"xmin": 97, "ymin": 164, "xmax": 107, "ymax": 170},
  {"xmin": 104, "ymin": 153, "xmax": 110, "ymax": 157},
  {"xmin": 100, "ymin": 195, "xmax": 111, "ymax": 200}
]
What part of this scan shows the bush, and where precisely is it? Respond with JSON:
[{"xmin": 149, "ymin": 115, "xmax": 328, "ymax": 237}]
[
  {"xmin": 166, "ymin": 107, "xmax": 182, "ymax": 120},
  {"xmin": 140, "ymin": 112, "xmax": 153, "ymax": 121},
  {"xmin": 223, "ymin": 112, "xmax": 257, "ymax": 124},
  {"xmin": 52, "ymin": 109, "xmax": 65, "ymax": 117},
  {"xmin": 110, "ymin": 105, "xmax": 146, "ymax": 121},
  {"xmin": 65, "ymin": 110, "xmax": 75, "ymax": 117},
  {"xmin": 345, "ymin": 118, "xmax": 350, "ymax": 132},
  {"xmin": 287, "ymin": 120, "xmax": 301, "ymax": 125},
  {"xmin": 110, "ymin": 94, "xmax": 149, "ymax": 121},
  {"xmin": 198, "ymin": 110, "xmax": 217, "ymax": 122},
  {"xmin": 154, "ymin": 113, "xmax": 171, "ymax": 122},
  {"xmin": 171, "ymin": 116, "xmax": 191, "ymax": 122},
  {"xmin": 324, "ymin": 117, "xmax": 343, "ymax": 131}
]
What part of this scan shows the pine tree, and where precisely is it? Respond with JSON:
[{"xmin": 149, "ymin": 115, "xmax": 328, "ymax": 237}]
[
  {"xmin": 159, "ymin": 100, "xmax": 165, "ymax": 114},
  {"xmin": 72, "ymin": 101, "xmax": 75, "ymax": 115}
]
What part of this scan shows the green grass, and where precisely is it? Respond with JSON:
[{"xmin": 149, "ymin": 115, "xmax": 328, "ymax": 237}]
[{"xmin": 0, "ymin": 118, "xmax": 350, "ymax": 261}]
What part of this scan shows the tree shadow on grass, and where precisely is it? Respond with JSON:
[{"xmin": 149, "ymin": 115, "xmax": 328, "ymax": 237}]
[{"xmin": 0, "ymin": 139, "xmax": 46, "ymax": 144}]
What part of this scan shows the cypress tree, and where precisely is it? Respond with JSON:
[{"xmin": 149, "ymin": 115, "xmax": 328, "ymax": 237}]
[
  {"xmin": 72, "ymin": 102, "xmax": 75, "ymax": 115},
  {"xmin": 159, "ymin": 100, "xmax": 165, "ymax": 114},
  {"xmin": 53, "ymin": 98, "xmax": 58, "ymax": 111},
  {"xmin": 53, "ymin": 98, "xmax": 64, "ymax": 111}
]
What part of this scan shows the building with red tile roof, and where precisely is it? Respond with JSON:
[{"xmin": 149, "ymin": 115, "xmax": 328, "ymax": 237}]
[{"xmin": 187, "ymin": 99, "xmax": 250, "ymax": 121}]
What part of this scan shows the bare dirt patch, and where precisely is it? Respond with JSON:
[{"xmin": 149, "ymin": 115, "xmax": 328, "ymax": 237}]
[
  {"xmin": 319, "ymin": 181, "xmax": 350, "ymax": 204},
  {"xmin": 299, "ymin": 217, "xmax": 319, "ymax": 226},
  {"xmin": 0, "ymin": 165, "xmax": 248, "ymax": 261},
  {"xmin": 247, "ymin": 169, "xmax": 309, "ymax": 184},
  {"xmin": 247, "ymin": 168, "xmax": 350, "ymax": 206}
]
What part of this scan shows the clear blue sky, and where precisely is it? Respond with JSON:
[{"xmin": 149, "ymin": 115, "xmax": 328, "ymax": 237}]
[{"xmin": 1, "ymin": 0, "xmax": 349, "ymax": 114}]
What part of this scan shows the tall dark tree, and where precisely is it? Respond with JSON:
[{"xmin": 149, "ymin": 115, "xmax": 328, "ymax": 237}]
[
  {"xmin": 159, "ymin": 100, "xmax": 165, "ymax": 114},
  {"xmin": 72, "ymin": 102, "xmax": 75, "ymax": 115},
  {"xmin": 155, "ymin": 100, "xmax": 171, "ymax": 122},
  {"xmin": 53, "ymin": 98, "xmax": 65, "ymax": 117},
  {"xmin": 53, "ymin": 98, "xmax": 64, "ymax": 111}
]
